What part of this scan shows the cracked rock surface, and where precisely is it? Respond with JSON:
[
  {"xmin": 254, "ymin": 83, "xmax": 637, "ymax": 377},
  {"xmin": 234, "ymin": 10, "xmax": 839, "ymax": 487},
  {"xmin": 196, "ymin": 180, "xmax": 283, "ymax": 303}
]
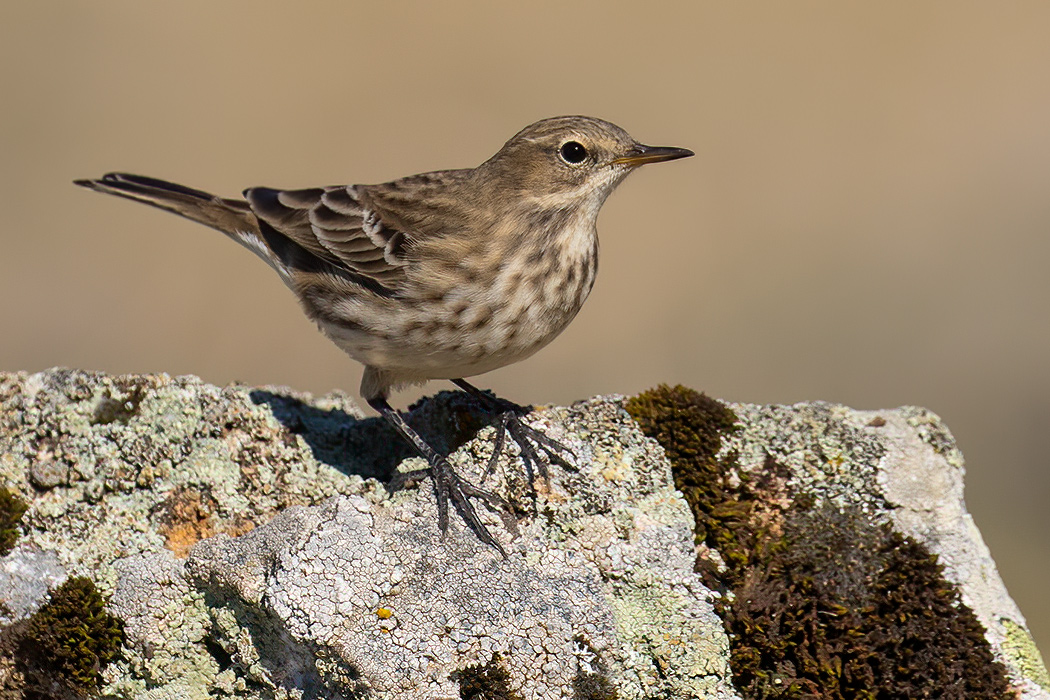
[{"xmin": 0, "ymin": 368, "xmax": 1045, "ymax": 698}]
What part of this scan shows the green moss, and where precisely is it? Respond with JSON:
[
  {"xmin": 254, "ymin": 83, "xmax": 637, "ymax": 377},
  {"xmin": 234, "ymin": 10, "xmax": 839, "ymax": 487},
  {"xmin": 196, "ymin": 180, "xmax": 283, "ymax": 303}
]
[
  {"xmin": 17, "ymin": 576, "xmax": 124, "ymax": 695},
  {"xmin": 625, "ymin": 385, "xmax": 758, "ymax": 583},
  {"xmin": 453, "ymin": 654, "xmax": 523, "ymax": 700},
  {"xmin": 0, "ymin": 487, "xmax": 28, "ymax": 556},
  {"xmin": 627, "ymin": 384, "xmax": 1013, "ymax": 700}
]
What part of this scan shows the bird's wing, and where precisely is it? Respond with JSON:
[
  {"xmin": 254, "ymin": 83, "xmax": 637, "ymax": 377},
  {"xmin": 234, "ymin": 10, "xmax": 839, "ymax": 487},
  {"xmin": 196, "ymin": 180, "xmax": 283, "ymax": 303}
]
[
  {"xmin": 244, "ymin": 184, "xmax": 409, "ymax": 291},
  {"xmin": 244, "ymin": 170, "xmax": 480, "ymax": 295}
]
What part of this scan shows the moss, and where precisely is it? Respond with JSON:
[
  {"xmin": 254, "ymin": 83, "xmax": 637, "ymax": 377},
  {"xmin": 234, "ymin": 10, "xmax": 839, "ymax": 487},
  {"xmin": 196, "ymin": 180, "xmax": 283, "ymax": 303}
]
[
  {"xmin": 723, "ymin": 506, "xmax": 1011, "ymax": 699},
  {"xmin": 573, "ymin": 669, "xmax": 618, "ymax": 700},
  {"xmin": 453, "ymin": 654, "xmax": 523, "ymax": 700},
  {"xmin": 625, "ymin": 385, "xmax": 758, "ymax": 583},
  {"xmin": 627, "ymin": 384, "xmax": 1013, "ymax": 700},
  {"xmin": 16, "ymin": 576, "xmax": 124, "ymax": 696},
  {"xmin": 0, "ymin": 487, "xmax": 28, "ymax": 556}
]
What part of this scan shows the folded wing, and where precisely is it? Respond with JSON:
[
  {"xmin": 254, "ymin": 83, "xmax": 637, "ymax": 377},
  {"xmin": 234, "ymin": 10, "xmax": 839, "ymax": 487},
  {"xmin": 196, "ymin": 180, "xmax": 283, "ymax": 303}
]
[{"xmin": 244, "ymin": 185, "xmax": 408, "ymax": 291}]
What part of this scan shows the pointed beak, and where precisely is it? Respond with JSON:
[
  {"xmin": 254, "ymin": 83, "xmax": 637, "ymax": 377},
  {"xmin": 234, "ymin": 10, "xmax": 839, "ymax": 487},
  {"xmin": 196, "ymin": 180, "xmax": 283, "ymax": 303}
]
[{"xmin": 611, "ymin": 144, "xmax": 695, "ymax": 167}]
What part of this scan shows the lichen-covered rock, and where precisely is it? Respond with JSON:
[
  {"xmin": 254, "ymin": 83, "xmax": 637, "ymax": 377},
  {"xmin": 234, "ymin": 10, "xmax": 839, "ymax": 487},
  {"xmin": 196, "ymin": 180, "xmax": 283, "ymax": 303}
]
[{"xmin": 0, "ymin": 369, "xmax": 1044, "ymax": 699}]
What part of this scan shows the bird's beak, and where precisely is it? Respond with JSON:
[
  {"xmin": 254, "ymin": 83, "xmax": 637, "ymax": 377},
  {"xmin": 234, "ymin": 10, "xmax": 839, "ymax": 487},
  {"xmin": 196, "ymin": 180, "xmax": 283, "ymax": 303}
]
[{"xmin": 611, "ymin": 144, "xmax": 695, "ymax": 167}]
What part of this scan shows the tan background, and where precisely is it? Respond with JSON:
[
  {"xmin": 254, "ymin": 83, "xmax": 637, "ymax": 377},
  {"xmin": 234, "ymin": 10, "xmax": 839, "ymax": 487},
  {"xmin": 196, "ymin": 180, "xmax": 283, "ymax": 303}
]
[{"xmin": 2, "ymin": 2, "xmax": 1048, "ymax": 654}]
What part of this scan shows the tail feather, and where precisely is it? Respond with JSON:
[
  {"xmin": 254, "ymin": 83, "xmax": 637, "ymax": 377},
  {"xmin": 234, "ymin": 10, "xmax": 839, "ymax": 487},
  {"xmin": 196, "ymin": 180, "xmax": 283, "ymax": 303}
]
[{"xmin": 74, "ymin": 172, "xmax": 257, "ymax": 238}]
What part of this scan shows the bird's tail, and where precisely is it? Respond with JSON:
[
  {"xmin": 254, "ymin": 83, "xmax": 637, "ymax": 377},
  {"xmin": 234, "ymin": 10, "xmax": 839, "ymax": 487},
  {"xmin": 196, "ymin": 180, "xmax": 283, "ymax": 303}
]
[{"xmin": 74, "ymin": 172, "xmax": 258, "ymax": 238}]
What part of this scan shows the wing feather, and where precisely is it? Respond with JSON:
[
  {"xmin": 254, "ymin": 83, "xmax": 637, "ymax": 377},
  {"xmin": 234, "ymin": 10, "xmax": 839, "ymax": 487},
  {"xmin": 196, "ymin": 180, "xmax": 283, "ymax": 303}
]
[
  {"xmin": 320, "ymin": 187, "xmax": 361, "ymax": 214},
  {"xmin": 276, "ymin": 188, "xmax": 325, "ymax": 209},
  {"xmin": 242, "ymin": 170, "xmax": 479, "ymax": 294},
  {"xmin": 309, "ymin": 203, "xmax": 362, "ymax": 231},
  {"xmin": 244, "ymin": 184, "xmax": 408, "ymax": 290}
]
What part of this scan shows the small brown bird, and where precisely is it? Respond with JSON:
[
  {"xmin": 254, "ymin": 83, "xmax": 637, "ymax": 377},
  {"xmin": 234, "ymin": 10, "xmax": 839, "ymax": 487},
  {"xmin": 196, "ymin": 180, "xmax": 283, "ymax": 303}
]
[{"xmin": 76, "ymin": 116, "xmax": 693, "ymax": 554}]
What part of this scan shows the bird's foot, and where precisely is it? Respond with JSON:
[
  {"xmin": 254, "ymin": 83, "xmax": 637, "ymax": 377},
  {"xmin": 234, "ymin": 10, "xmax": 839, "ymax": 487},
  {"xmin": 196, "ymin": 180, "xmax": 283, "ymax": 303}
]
[
  {"xmin": 482, "ymin": 410, "xmax": 577, "ymax": 486},
  {"xmin": 389, "ymin": 455, "xmax": 515, "ymax": 557},
  {"xmin": 449, "ymin": 380, "xmax": 578, "ymax": 491},
  {"xmin": 371, "ymin": 395, "xmax": 514, "ymax": 556}
]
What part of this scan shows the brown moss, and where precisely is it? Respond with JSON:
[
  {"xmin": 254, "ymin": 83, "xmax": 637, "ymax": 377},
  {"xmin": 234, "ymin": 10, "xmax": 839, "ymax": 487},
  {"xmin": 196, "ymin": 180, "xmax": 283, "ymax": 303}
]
[
  {"xmin": 16, "ymin": 576, "xmax": 124, "ymax": 697},
  {"xmin": 626, "ymin": 384, "xmax": 1013, "ymax": 700},
  {"xmin": 0, "ymin": 487, "xmax": 28, "ymax": 556},
  {"xmin": 723, "ymin": 505, "xmax": 1011, "ymax": 699},
  {"xmin": 453, "ymin": 654, "xmax": 523, "ymax": 700},
  {"xmin": 572, "ymin": 670, "xmax": 618, "ymax": 700},
  {"xmin": 625, "ymin": 385, "xmax": 756, "ymax": 584},
  {"xmin": 570, "ymin": 635, "xmax": 618, "ymax": 700}
]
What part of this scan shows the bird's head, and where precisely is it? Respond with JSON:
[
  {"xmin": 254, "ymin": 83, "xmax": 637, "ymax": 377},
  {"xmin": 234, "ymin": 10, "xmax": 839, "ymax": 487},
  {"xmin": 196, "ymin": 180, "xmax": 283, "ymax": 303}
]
[{"xmin": 477, "ymin": 116, "xmax": 693, "ymax": 208}]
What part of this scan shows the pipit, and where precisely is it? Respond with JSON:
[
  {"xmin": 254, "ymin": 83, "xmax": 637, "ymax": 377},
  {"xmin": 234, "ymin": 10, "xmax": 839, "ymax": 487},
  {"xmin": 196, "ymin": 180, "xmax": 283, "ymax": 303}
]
[{"xmin": 75, "ymin": 116, "xmax": 693, "ymax": 554}]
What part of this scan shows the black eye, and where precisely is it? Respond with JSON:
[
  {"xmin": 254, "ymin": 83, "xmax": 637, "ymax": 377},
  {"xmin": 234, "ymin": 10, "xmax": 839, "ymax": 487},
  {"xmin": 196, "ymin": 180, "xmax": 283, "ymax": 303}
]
[{"xmin": 559, "ymin": 141, "xmax": 588, "ymax": 164}]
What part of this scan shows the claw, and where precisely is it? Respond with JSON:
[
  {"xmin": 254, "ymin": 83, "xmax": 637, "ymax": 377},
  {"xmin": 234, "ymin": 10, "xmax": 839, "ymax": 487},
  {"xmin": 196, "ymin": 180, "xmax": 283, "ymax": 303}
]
[
  {"xmin": 513, "ymin": 419, "xmax": 577, "ymax": 472},
  {"xmin": 372, "ymin": 383, "xmax": 577, "ymax": 557},
  {"xmin": 508, "ymin": 417, "xmax": 548, "ymax": 482},
  {"xmin": 371, "ymin": 395, "xmax": 510, "ymax": 556},
  {"xmin": 434, "ymin": 459, "xmax": 508, "ymax": 557},
  {"xmin": 483, "ymin": 413, "xmax": 510, "ymax": 479},
  {"xmin": 452, "ymin": 378, "xmax": 577, "ymax": 496},
  {"xmin": 485, "ymin": 409, "xmax": 577, "ymax": 490}
]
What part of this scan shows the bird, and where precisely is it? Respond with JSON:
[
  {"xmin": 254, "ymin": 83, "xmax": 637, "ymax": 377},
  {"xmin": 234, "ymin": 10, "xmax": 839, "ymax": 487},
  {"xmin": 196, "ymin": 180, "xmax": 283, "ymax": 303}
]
[{"xmin": 75, "ymin": 116, "xmax": 693, "ymax": 554}]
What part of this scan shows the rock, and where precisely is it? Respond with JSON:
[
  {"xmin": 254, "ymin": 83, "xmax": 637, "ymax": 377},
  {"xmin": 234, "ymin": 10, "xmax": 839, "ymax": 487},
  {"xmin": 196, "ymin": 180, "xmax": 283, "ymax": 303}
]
[{"xmin": 0, "ymin": 368, "xmax": 1045, "ymax": 699}]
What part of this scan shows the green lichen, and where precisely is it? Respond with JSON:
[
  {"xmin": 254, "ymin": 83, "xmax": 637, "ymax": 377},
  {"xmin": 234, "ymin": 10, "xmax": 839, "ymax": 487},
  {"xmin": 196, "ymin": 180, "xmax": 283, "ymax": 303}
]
[
  {"xmin": 899, "ymin": 405, "xmax": 965, "ymax": 468},
  {"xmin": 1001, "ymin": 618, "xmax": 1050, "ymax": 691},
  {"xmin": 626, "ymin": 384, "xmax": 1012, "ymax": 700},
  {"xmin": 0, "ymin": 487, "xmax": 28, "ymax": 556},
  {"xmin": 453, "ymin": 653, "xmax": 523, "ymax": 700},
  {"xmin": 17, "ymin": 576, "xmax": 124, "ymax": 695}
]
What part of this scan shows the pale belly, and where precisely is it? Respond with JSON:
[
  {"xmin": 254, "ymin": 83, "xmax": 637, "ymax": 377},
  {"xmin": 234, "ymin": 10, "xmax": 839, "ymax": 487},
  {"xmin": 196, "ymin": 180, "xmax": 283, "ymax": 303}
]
[{"xmin": 321, "ymin": 255, "xmax": 597, "ymax": 381}]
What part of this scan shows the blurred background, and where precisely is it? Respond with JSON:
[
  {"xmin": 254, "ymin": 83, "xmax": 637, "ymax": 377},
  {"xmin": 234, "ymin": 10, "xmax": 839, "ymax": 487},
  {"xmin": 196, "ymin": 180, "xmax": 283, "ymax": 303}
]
[{"xmin": 2, "ymin": 2, "xmax": 1048, "ymax": 653}]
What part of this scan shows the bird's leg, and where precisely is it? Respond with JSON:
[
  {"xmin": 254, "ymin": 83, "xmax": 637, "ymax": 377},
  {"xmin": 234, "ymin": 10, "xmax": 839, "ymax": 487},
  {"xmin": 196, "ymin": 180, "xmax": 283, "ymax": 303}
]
[
  {"xmin": 451, "ymin": 379, "xmax": 577, "ymax": 487},
  {"xmin": 367, "ymin": 396, "xmax": 510, "ymax": 556}
]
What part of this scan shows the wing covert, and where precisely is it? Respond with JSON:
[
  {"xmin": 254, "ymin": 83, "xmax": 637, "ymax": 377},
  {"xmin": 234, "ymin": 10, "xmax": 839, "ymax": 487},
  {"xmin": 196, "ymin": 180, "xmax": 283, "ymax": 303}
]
[{"xmin": 243, "ymin": 184, "xmax": 408, "ymax": 287}]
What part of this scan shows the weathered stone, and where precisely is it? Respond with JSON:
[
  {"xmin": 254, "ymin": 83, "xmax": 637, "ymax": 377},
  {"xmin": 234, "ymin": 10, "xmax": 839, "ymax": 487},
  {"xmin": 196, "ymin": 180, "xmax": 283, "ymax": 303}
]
[{"xmin": 0, "ymin": 369, "xmax": 1044, "ymax": 699}]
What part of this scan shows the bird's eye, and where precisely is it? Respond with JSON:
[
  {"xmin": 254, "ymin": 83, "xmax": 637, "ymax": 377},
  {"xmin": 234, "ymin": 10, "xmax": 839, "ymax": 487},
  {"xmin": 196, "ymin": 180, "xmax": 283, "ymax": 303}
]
[{"xmin": 559, "ymin": 141, "xmax": 588, "ymax": 164}]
